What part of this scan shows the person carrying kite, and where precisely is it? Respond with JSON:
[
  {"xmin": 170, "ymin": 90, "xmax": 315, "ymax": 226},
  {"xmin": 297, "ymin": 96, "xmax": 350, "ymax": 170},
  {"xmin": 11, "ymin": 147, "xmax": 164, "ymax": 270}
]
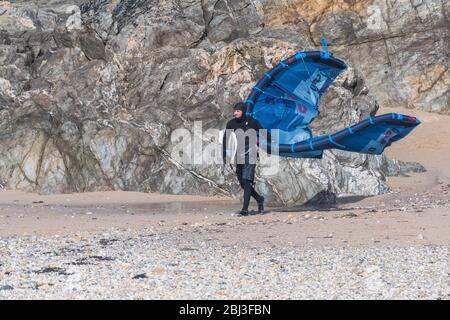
[
  {"xmin": 221, "ymin": 38, "xmax": 420, "ymax": 216},
  {"xmin": 222, "ymin": 102, "xmax": 268, "ymax": 216}
]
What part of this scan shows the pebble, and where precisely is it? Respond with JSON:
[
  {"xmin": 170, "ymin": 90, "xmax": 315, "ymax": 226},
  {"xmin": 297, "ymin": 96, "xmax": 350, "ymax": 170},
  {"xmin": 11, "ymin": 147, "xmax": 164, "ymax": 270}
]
[
  {"xmin": 342, "ymin": 212, "xmax": 358, "ymax": 218},
  {"xmin": 0, "ymin": 285, "xmax": 14, "ymax": 291}
]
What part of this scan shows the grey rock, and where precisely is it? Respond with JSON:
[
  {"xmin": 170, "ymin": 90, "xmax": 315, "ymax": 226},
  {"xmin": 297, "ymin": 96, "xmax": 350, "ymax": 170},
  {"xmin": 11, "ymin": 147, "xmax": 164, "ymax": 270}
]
[
  {"xmin": 378, "ymin": 158, "xmax": 426, "ymax": 177},
  {"xmin": 0, "ymin": 0, "xmax": 432, "ymax": 205},
  {"xmin": 310, "ymin": 0, "xmax": 449, "ymax": 114},
  {"xmin": 79, "ymin": 31, "xmax": 106, "ymax": 61}
]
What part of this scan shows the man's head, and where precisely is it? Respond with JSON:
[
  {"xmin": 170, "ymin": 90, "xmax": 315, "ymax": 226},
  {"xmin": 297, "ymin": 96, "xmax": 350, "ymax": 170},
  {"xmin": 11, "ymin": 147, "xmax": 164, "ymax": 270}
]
[{"xmin": 233, "ymin": 102, "xmax": 246, "ymax": 120}]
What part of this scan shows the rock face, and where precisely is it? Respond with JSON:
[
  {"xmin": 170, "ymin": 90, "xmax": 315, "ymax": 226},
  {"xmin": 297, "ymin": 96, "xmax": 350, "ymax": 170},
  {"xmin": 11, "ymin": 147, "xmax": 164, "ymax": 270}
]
[
  {"xmin": 0, "ymin": 0, "xmax": 435, "ymax": 205},
  {"xmin": 281, "ymin": 0, "xmax": 449, "ymax": 114}
]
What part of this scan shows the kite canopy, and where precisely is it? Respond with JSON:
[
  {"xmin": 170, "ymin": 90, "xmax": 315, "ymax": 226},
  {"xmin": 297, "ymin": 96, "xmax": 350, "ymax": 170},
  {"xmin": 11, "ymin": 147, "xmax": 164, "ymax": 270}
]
[{"xmin": 245, "ymin": 46, "xmax": 420, "ymax": 158}]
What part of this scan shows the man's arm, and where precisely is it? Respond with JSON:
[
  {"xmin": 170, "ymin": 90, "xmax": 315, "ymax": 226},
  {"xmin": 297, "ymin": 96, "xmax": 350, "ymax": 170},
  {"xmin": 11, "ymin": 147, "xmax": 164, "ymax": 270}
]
[{"xmin": 253, "ymin": 119, "xmax": 272, "ymax": 153}]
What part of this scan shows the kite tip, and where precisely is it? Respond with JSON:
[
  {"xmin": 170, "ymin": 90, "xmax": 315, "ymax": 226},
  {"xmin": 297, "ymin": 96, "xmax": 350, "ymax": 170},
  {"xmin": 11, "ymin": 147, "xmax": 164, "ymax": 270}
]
[{"xmin": 320, "ymin": 36, "xmax": 331, "ymax": 59}]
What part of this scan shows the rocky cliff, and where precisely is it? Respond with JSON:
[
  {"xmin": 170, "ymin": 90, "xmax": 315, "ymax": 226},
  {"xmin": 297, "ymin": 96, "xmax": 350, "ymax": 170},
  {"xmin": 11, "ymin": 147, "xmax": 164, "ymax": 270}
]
[{"xmin": 0, "ymin": 0, "xmax": 431, "ymax": 205}]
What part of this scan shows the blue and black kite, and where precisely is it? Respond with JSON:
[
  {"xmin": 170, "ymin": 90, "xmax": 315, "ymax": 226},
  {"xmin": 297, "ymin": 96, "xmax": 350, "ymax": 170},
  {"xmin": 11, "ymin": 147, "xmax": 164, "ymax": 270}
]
[{"xmin": 245, "ymin": 39, "xmax": 420, "ymax": 158}]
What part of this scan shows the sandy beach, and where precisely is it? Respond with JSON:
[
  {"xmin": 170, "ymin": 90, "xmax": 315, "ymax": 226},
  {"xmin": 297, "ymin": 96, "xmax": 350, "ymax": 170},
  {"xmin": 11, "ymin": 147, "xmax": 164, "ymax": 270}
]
[{"xmin": 0, "ymin": 107, "xmax": 449, "ymax": 299}]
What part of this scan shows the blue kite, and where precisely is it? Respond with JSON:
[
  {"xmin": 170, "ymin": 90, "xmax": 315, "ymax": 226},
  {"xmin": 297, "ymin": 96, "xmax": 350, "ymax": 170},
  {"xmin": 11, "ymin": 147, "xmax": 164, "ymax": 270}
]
[{"xmin": 245, "ymin": 38, "xmax": 420, "ymax": 158}]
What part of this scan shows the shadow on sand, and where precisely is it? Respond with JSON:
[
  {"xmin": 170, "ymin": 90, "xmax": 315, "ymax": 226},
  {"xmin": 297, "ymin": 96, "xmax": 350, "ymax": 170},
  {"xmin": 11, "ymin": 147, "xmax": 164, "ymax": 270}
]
[{"xmin": 270, "ymin": 193, "xmax": 371, "ymax": 213}]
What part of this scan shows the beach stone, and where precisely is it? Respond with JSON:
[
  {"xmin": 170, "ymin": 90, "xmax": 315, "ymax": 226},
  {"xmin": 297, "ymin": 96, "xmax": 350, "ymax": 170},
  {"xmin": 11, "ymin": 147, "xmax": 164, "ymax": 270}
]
[{"xmin": 0, "ymin": 285, "xmax": 14, "ymax": 291}]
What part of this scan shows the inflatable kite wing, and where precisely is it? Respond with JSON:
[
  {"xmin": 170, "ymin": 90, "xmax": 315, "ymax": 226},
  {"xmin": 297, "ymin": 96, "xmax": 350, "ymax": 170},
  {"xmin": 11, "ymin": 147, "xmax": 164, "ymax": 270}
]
[{"xmin": 245, "ymin": 47, "xmax": 420, "ymax": 159}]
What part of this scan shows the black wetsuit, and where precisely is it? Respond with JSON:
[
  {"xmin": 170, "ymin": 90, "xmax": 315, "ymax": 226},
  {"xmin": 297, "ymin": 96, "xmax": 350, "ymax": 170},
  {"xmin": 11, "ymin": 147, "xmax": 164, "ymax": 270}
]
[{"xmin": 222, "ymin": 115, "xmax": 266, "ymax": 212}]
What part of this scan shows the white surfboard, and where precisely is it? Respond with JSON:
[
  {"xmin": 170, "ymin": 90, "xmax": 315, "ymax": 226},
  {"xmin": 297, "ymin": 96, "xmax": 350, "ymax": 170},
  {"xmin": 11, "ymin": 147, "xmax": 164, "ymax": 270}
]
[{"xmin": 219, "ymin": 129, "xmax": 237, "ymax": 164}]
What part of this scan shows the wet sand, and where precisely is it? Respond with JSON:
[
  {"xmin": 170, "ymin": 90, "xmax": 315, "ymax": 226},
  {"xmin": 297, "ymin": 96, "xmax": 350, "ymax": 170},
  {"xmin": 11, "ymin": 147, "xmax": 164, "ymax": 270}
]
[{"xmin": 0, "ymin": 181, "xmax": 449, "ymax": 247}]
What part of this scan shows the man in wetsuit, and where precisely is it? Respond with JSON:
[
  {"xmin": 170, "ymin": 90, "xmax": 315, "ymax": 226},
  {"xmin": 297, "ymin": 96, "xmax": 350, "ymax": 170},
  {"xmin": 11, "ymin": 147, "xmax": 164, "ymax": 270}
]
[{"xmin": 222, "ymin": 102, "xmax": 267, "ymax": 216}]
